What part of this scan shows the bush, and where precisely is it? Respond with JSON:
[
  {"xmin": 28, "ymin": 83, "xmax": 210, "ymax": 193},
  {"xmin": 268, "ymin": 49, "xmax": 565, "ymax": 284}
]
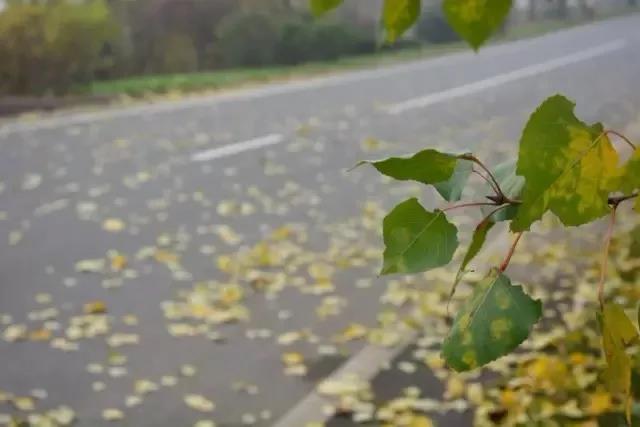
[
  {"xmin": 274, "ymin": 16, "xmax": 316, "ymax": 65},
  {"xmin": 0, "ymin": 0, "xmax": 118, "ymax": 95},
  {"xmin": 215, "ymin": 11, "xmax": 280, "ymax": 67},
  {"xmin": 307, "ymin": 20, "xmax": 374, "ymax": 61},
  {"xmin": 155, "ymin": 33, "xmax": 199, "ymax": 74},
  {"xmin": 415, "ymin": 8, "xmax": 460, "ymax": 44},
  {"xmin": 215, "ymin": 11, "xmax": 376, "ymax": 69}
]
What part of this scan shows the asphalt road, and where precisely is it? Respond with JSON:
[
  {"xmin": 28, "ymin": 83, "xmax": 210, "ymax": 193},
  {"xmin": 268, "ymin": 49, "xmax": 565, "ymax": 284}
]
[{"xmin": 0, "ymin": 14, "xmax": 640, "ymax": 427}]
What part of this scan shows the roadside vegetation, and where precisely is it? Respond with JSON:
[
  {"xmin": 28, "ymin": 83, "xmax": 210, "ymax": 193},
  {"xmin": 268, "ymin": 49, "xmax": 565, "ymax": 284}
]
[{"xmin": 0, "ymin": 0, "xmax": 635, "ymax": 102}]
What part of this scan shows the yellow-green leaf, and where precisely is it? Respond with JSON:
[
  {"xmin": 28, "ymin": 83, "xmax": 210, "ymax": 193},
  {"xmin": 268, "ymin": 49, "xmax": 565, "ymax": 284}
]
[
  {"xmin": 310, "ymin": 0, "xmax": 343, "ymax": 16},
  {"xmin": 511, "ymin": 95, "xmax": 619, "ymax": 231},
  {"xmin": 442, "ymin": 269, "xmax": 541, "ymax": 371},
  {"xmin": 442, "ymin": 0, "xmax": 512, "ymax": 50},
  {"xmin": 599, "ymin": 303, "xmax": 639, "ymax": 424},
  {"xmin": 381, "ymin": 198, "xmax": 458, "ymax": 275},
  {"xmin": 610, "ymin": 148, "xmax": 640, "ymax": 212},
  {"xmin": 383, "ymin": 0, "xmax": 421, "ymax": 42}
]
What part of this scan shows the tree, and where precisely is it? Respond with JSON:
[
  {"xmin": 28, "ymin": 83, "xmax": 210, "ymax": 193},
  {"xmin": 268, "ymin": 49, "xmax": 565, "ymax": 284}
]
[{"xmin": 314, "ymin": 0, "xmax": 640, "ymax": 423}]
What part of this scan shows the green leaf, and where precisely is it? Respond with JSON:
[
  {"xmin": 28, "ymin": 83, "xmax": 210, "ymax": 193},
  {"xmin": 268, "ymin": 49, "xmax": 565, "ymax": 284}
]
[
  {"xmin": 359, "ymin": 149, "xmax": 459, "ymax": 186},
  {"xmin": 310, "ymin": 0, "xmax": 343, "ymax": 15},
  {"xmin": 381, "ymin": 198, "xmax": 458, "ymax": 275},
  {"xmin": 449, "ymin": 219, "xmax": 495, "ymax": 305},
  {"xmin": 511, "ymin": 95, "xmax": 619, "ymax": 231},
  {"xmin": 442, "ymin": 0, "xmax": 512, "ymax": 50},
  {"xmin": 599, "ymin": 303, "xmax": 639, "ymax": 423},
  {"xmin": 442, "ymin": 269, "xmax": 541, "ymax": 371},
  {"xmin": 481, "ymin": 160, "xmax": 524, "ymax": 222},
  {"xmin": 434, "ymin": 159, "xmax": 472, "ymax": 202},
  {"xmin": 383, "ymin": 0, "xmax": 421, "ymax": 42}
]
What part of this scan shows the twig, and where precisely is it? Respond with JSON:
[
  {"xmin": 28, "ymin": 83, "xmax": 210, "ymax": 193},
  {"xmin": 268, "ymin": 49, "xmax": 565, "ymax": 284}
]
[
  {"xmin": 472, "ymin": 167, "xmax": 500, "ymax": 195},
  {"xmin": 478, "ymin": 204, "xmax": 511, "ymax": 225},
  {"xmin": 499, "ymin": 232, "xmax": 524, "ymax": 272},
  {"xmin": 598, "ymin": 206, "xmax": 617, "ymax": 308},
  {"xmin": 460, "ymin": 154, "xmax": 507, "ymax": 201},
  {"xmin": 605, "ymin": 129, "xmax": 637, "ymax": 150},
  {"xmin": 441, "ymin": 201, "xmax": 498, "ymax": 212},
  {"xmin": 608, "ymin": 192, "xmax": 638, "ymax": 206}
]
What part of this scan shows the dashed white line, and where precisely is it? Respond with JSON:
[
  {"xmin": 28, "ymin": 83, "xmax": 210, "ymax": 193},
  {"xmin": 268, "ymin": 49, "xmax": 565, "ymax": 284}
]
[
  {"xmin": 190, "ymin": 133, "xmax": 284, "ymax": 162},
  {"xmin": 385, "ymin": 39, "xmax": 626, "ymax": 114}
]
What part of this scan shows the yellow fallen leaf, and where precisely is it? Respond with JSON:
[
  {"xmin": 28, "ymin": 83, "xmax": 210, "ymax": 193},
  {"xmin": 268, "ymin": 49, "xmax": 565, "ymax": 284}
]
[
  {"xmin": 84, "ymin": 301, "xmax": 107, "ymax": 315},
  {"xmin": 102, "ymin": 408, "xmax": 124, "ymax": 421},
  {"xmin": 184, "ymin": 394, "xmax": 215, "ymax": 413},
  {"xmin": 102, "ymin": 218, "xmax": 125, "ymax": 232}
]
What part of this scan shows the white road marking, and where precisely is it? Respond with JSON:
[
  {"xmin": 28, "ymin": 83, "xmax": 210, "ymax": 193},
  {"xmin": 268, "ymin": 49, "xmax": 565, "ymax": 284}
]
[
  {"xmin": 273, "ymin": 328, "xmax": 419, "ymax": 427},
  {"xmin": 190, "ymin": 133, "xmax": 284, "ymax": 162},
  {"xmin": 385, "ymin": 39, "xmax": 627, "ymax": 114}
]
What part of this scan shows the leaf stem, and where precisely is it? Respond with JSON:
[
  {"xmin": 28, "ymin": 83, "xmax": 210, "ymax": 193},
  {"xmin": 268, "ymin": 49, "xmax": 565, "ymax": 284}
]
[
  {"xmin": 441, "ymin": 201, "xmax": 498, "ymax": 212},
  {"xmin": 598, "ymin": 206, "xmax": 617, "ymax": 308},
  {"xmin": 479, "ymin": 204, "xmax": 510, "ymax": 225},
  {"xmin": 608, "ymin": 192, "xmax": 638, "ymax": 206},
  {"xmin": 499, "ymin": 232, "xmax": 524, "ymax": 272},
  {"xmin": 472, "ymin": 167, "xmax": 500, "ymax": 195},
  {"xmin": 460, "ymin": 154, "xmax": 507, "ymax": 201},
  {"xmin": 605, "ymin": 129, "xmax": 637, "ymax": 150}
]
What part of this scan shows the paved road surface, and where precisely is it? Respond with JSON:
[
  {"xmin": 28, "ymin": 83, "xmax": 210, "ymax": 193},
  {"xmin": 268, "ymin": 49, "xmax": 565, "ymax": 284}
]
[{"xmin": 0, "ymin": 15, "xmax": 639, "ymax": 427}]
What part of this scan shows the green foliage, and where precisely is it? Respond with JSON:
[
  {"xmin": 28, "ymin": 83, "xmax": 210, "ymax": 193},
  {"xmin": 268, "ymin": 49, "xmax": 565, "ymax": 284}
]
[
  {"xmin": 155, "ymin": 33, "xmax": 199, "ymax": 74},
  {"xmin": 0, "ymin": 0, "xmax": 117, "ymax": 95},
  {"xmin": 415, "ymin": 6, "xmax": 461, "ymax": 44},
  {"xmin": 381, "ymin": 198, "xmax": 458, "ymax": 275},
  {"xmin": 482, "ymin": 161, "xmax": 524, "ymax": 221},
  {"xmin": 358, "ymin": 149, "xmax": 460, "ymax": 187},
  {"xmin": 216, "ymin": 11, "xmax": 281, "ymax": 67},
  {"xmin": 434, "ymin": 159, "xmax": 472, "ymax": 202},
  {"xmin": 512, "ymin": 95, "xmax": 619, "ymax": 231},
  {"xmin": 442, "ymin": 0, "xmax": 513, "ymax": 50},
  {"xmin": 310, "ymin": 0, "xmax": 344, "ymax": 16},
  {"xmin": 363, "ymin": 93, "xmax": 639, "ymax": 377},
  {"xmin": 611, "ymin": 148, "xmax": 640, "ymax": 211},
  {"xmin": 383, "ymin": 0, "xmax": 422, "ymax": 42},
  {"xmin": 442, "ymin": 269, "xmax": 542, "ymax": 371},
  {"xmin": 450, "ymin": 219, "xmax": 495, "ymax": 301}
]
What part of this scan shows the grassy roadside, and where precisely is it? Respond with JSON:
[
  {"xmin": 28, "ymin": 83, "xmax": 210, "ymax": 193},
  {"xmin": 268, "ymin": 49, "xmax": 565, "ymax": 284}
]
[{"xmin": 78, "ymin": 10, "xmax": 637, "ymax": 99}]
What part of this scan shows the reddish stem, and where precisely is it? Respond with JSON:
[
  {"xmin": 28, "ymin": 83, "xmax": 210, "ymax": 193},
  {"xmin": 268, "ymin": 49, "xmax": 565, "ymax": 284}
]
[
  {"xmin": 605, "ymin": 130, "xmax": 636, "ymax": 150},
  {"xmin": 499, "ymin": 232, "xmax": 524, "ymax": 272},
  {"xmin": 472, "ymin": 167, "xmax": 500, "ymax": 195},
  {"xmin": 441, "ymin": 201, "xmax": 498, "ymax": 212},
  {"xmin": 460, "ymin": 154, "xmax": 506, "ymax": 201},
  {"xmin": 598, "ymin": 207, "xmax": 617, "ymax": 308}
]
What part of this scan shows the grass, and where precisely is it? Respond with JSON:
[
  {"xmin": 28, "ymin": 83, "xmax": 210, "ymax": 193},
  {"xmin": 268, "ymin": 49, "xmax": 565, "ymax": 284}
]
[{"xmin": 79, "ymin": 10, "xmax": 637, "ymax": 99}]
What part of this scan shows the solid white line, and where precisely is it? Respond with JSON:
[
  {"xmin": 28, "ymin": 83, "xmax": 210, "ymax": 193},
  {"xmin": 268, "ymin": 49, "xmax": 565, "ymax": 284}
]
[
  {"xmin": 386, "ymin": 39, "xmax": 626, "ymax": 114},
  {"xmin": 190, "ymin": 133, "xmax": 284, "ymax": 162}
]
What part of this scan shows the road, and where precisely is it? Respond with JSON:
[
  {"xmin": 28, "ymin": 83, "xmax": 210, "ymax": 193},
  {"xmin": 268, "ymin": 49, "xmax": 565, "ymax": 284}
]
[{"xmin": 0, "ymin": 14, "xmax": 639, "ymax": 427}]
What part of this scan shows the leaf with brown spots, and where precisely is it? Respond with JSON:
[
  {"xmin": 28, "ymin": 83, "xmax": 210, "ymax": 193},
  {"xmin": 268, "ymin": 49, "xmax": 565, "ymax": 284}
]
[{"xmin": 442, "ymin": 269, "xmax": 541, "ymax": 371}]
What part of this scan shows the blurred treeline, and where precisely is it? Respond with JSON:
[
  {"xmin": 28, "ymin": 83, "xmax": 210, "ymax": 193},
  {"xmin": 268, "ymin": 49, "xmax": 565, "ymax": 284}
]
[
  {"xmin": 0, "ymin": 0, "xmax": 632, "ymax": 96},
  {"xmin": 0, "ymin": 0, "xmax": 469, "ymax": 96}
]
